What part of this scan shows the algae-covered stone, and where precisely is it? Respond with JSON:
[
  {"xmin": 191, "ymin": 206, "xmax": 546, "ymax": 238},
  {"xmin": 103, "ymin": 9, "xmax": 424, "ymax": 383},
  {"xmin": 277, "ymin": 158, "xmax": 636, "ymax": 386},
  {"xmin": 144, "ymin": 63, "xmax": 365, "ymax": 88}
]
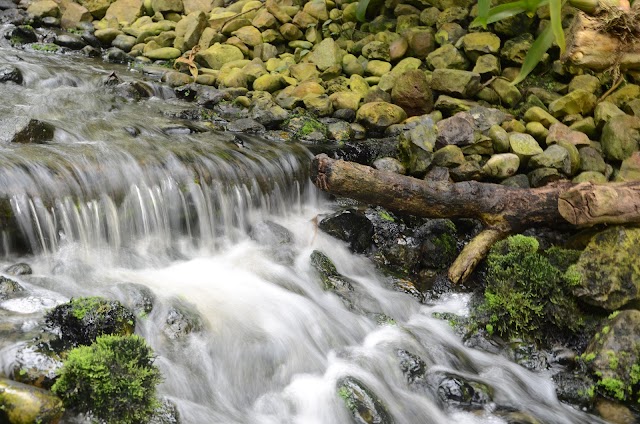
[
  {"xmin": 482, "ymin": 153, "xmax": 520, "ymax": 179},
  {"xmin": 77, "ymin": 0, "xmax": 114, "ymax": 18},
  {"xmin": 105, "ymin": 0, "xmax": 143, "ymax": 24},
  {"xmin": 391, "ymin": 69, "xmax": 433, "ymax": 117},
  {"xmin": 523, "ymin": 106, "xmax": 559, "ymax": 128},
  {"xmin": 572, "ymin": 171, "xmax": 607, "ymax": 183},
  {"xmin": 600, "ymin": 114, "xmax": 640, "ymax": 161},
  {"xmin": 356, "ymin": 102, "xmax": 407, "ymax": 133},
  {"xmin": 579, "ymin": 146, "xmax": 606, "ymax": 173},
  {"xmin": 365, "ymin": 60, "xmax": 392, "ymax": 77},
  {"xmin": 337, "ymin": 377, "xmax": 394, "ymax": 424},
  {"xmin": 509, "ymin": 132, "xmax": 543, "ymax": 160},
  {"xmin": 572, "ymin": 226, "xmax": 640, "ymax": 310},
  {"xmin": 500, "ymin": 33, "xmax": 533, "ymax": 64},
  {"xmin": 329, "ymin": 92, "xmax": 361, "ymax": 111},
  {"xmin": 526, "ymin": 121, "xmax": 548, "ymax": 142},
  {"xmin": 174, "ymin": 11, "xmax": 207, "ymax": 52},
  {"xmin": 197, "ymin": 43, "xmax": 244, "ymax": 69},
  {"xmin": 568, "ymin": 74, "xmax": 600, "ymax": 94},
  {"xmin": 252, "ymin": 74, "xmax": 284, "ymax": 92},
  {"xmin": 459, "ymin": 32, "xmax": 500, "ymax": 61},
  {"xmin": 430, "ymin": 69, "xmax": 480, "ymax": 98},
  {"xmin": 0, "ymin": 378, "xmax": 64, "ymax": 424},
  {"xmin": 151, "ymin": 0, "xmax": 182, "ymax": 13},
  {"xmin": 143, "ymin": 46, "xmax": 181, "ymax": 59},
  {"xmin": 27, "ymin": 0, "xmax": 59, "ymax": 18},
  {"xmin": 548, "ymin": 89, "xmax": 597, "ymax": 118},
  {"xmin": 307, "ymin": 37, "xmax": 342, "ymax": 71},
  {"xmin": 528, "ymin": 144, "xmax": 571, "ymax": 175},
  {"xmin": 472, "ymin": 54, "xmax": 500, "ymax": 77},
  {"xmin": 488, "ymin": 124, "xmax": 510, "ymax": 153},
  {"xmin": 585, "ymin": 310, "xmax": 640, "ymax": 402},
  {"xmin": 528, "ymin": 167, "xmax": 561, "ymax": 187},
  {"xmin": 546, "ymin": 122, "xmax": 590, "ymax": 147},
  {"xmin": 426, "ymin": 43, "xmax": 468, "ymax": 70},
  {"xmin": 362, "ymin": 40, "xmax": 390, "ymax": 61},
  {"xmin": 433, "ymin": 145, "xmax": 464, "ymax": 167},
  {"xmin": 490, "ymin": 77, "xmax": 522, "ymax": 108},
  {"xmin": 594, "ymin": 101, "xmax": 626, "ymax": 129},
  {"xmin": 617, "ymin": 152, "xmax": 640, "ymax": 182},
  {"xmin": 604, "ymin": 84, "xmax": 640, "ymax": 109}
]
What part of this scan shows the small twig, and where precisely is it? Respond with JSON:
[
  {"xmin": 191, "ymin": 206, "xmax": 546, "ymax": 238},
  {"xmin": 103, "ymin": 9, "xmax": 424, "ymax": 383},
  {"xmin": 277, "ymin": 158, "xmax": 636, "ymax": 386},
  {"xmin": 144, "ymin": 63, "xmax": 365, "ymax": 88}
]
[
  {"xmin": 598, "ymin": 72, "xmax": 625, "ymax": 102},
  {"xmin": 221, "ymin": 4, "xmax": 265, "ymax": 26}
]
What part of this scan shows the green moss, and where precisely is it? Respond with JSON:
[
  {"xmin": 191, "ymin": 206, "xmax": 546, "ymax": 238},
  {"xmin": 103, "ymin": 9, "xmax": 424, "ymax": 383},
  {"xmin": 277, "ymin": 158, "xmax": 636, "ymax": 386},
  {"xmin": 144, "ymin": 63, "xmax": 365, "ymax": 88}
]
[
  {"xmin": 602, "ymin": 325, "xmax": 611, "ymax": 335},
  {"xmin": 378, "ymin": 210, "xmax": 395, "ymax": 222},
  {"xmin": 582, "ymin": 352, "xmax": 596, "ymax": 363},
  {"xmin": 52, "ymin": 334, "xmax": 161, "ymax": 424},
  {"xmin": 298, "ymin": 118, "xmax": 326, "ymax": 136},
  {"xmin": 609, "ymin": 311, "xmax": 621, "ymax": 319},
  {"xmin": 30, "ymin": 43, "xmax": 60, "ymax": 53},
  {"xmin": 473, "ymin": 235, "xmax": 584, "ymax": 342},
  {"xmin": 599, "ymin": 377, "xmax": 627, "ymax": 401},
  {"xmin": 607, "ymin": 350, "xmax": 619, "ymax": 370}
]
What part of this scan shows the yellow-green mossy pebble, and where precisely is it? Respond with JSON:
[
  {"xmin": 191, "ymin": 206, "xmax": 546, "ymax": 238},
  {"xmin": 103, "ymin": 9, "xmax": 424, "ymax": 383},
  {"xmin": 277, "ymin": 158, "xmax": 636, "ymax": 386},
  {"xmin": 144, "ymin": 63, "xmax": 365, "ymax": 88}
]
[
  {"xmin": 143, "ymin": 46, "xmax": 182, "ymax": 59},
  {"xmin": 0, "ymin": 378, "xmax": 64, "ymax": 424}
]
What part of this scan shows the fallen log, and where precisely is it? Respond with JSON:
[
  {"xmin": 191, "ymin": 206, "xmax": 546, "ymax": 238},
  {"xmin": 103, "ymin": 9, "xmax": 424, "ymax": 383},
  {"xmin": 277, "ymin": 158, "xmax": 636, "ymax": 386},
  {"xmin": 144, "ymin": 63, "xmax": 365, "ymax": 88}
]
[{"xmin": 311, "ymin": 154, "xmax": 640, "ymax": 283}]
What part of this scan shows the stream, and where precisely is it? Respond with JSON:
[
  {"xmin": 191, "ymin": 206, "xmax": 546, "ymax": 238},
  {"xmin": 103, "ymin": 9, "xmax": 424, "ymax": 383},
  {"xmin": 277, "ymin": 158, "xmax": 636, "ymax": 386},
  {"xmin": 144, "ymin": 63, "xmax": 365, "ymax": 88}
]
[{"xmin": 0, "ymin": 34, "xmax": 607, "ymax": 424}]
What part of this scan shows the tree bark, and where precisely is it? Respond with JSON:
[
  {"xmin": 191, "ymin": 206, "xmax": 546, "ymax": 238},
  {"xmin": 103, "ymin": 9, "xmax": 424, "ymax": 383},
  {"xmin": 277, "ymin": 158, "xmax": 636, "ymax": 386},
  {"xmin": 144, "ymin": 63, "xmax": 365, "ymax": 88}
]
[
  {"xmin": 563, "ymin": 11, "xmax": 640, "ymax": 71},
  {"xmin": 311, "ymin": 154, "xmax": 640, "ymax": 283}
]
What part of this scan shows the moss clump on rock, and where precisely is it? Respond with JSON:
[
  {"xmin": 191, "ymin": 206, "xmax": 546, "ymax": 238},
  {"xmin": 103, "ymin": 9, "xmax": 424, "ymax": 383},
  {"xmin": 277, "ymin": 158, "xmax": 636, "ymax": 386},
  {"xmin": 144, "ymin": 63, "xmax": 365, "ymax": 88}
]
[
  {"xmin": 52, "ymin": 334, "xmax": 162, "ymax": 424},
  {"xmin": 474, "ymin": 235, "xmax": 584, "ymax": 342},
  {"xmin": 45, "ymin": 296, "xmax": 135, "ymax": 349}
]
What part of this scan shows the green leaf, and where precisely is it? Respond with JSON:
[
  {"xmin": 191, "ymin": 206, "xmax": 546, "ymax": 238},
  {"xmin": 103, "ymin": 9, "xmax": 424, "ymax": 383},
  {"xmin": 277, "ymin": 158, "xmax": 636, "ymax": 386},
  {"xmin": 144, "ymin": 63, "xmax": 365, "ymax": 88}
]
[
  {"xmin": 549, "ymin": 0, "xmax": 566, "ymax": 53},
  {"xmin": 474, "ymin": 0, "xmax": 491, "ymax": 28},
  {"xmin": 355, "ymin": 0, "xmax": 370, "ymax": 22},
  {"xmin": 511, "ymin": 24, "xmax": 555, "ymax": 85}
]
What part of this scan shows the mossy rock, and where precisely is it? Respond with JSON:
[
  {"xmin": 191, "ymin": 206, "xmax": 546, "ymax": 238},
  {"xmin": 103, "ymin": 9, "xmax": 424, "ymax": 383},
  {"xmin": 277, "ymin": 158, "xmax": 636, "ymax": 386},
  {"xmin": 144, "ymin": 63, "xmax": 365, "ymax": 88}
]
[
  {"xmin": 571, "ymin": 226, "xmax": 640, "ymax": 310},
  {"xmin": 583, "ymin": 310, "xmax": 640, "ymax": 404},
  {"xmin": 45, "ymin": 296, "xmax": 135, "ymax": 349},
  {"xmin": 0, "ymin": 378, "xmax": 64, "ymax": 424},
  {"xmin": 310, "ymin": 250, "xmax": 354, "ymax": 293},
  {"xmin": 473, "ymin": 235, "xmax": 584, "ymax": 342},
  {"xmin": 336, "ymin": 376, "xmax": 394, "ymax": 424},
  {"xmin": 52, "ymin": 334, "xmax": 161, "ymax": 424}
]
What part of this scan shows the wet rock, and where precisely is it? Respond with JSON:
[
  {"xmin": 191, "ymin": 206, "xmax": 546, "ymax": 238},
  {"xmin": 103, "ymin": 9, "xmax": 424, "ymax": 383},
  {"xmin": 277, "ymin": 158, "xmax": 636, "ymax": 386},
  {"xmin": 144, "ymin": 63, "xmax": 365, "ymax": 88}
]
[
  {"xmin": 45, "ymin": 297, "xmax": 135, "ymax": 348},
  {"xmin": 459, "ymin": 32, "xmax": 500, "ymax": 61},
  {"xmin": 552, "ymin": 371, "xmax": 595, "ymax": 408},
  {"xmin": 4, "ymin": 263, "xmax": 32, "ymax": 276},
  {"xmin": 594, "ymin": 398, "xmax": 638, "ymax": 424},
  {"xmin": 585, "ymin": 310, "xmax": 640, "ymax": 402},
  {"xmin": 7, "ymin": 25, "xmax": 37, "ymax": 44},
  {"xmin": 149, "ymin": 397, "xmax": 181, "ymax": 424},
  {"xmin": 249, "ymin": 220, "xmax": 293, "ymax": 263},
  {"xmin": 509, "ymin": 132, "xmax": 543, "ymax": 162},
  {"xmin": 417, "ymin": 219, "xmax": 459, "ymax": 269},
  {"xmin": 0, "ymin": 64, "xmax": 22, "ymax": 84},
  {"xmin": 572, "ymin": 226, "xmax": 640, "ymax": 310},
  {"xmin": 434, "ymin": 373, "xmax": 492, "ymax": 410},
  {"xmin": 0, "ymin": 378, "xmax": 64, "ymax": 424},
  {"xmin": 226, "ymin": 118, "xmax": 265, "ymax": 133},
  {"xmin": 319, "ymin": 210, "xmax": 374, "ymax": 254},
  {"xmin": 163, "ymin": 298, "xmax": 204, "ymax": 340},
  {"xmin": 390, "ymin": 69, "xmax": 433, "ymax": 117},
  {"xmin": 12, "ymin": 336, "xmax": 63, "ymax": 389},
  {"xmin": 397, "ymin": 349, "xmax": 427, "ymax": 388},
  {"xmin": 429, "ymin": 69, "xmax": 480, "ymax": 98},
  {"xmin": 104, "ymin": 47, "xmax": 132, "ymax": 64},
  {"xmin": 435, "ymin": 112, "xmax": 475, "ymax": 147},
  {"xmin": 0, "ymin": 276, "xmax": 23, "ymax": 300},
  {"xmin": 54, "ymin": 33, "xmax": 85, "ymax": 49},
  {"xmin": 27, "ymin": 0, "xmax": 59, "ymax": 18},
  {"xmin": 579, "ymin": 147, "xmax": 606, "ymax": 173},
  {"xmin": 600, "ymin": 114, "xmax": 640, "ymax": 161},
  {"xmin": 114, "ymin": 283, "xmax": 155, "ymax": 316},
  {"xmin": 310, "ymin": 250, "xmax": 354, "ymax": 293},
  {"xmin": 336, "ymin": 377, "xmax": 394, "ymax": 424},
  {"xmin": 0, "ymin": 117, "xmax": 55, "ymax": 144}
]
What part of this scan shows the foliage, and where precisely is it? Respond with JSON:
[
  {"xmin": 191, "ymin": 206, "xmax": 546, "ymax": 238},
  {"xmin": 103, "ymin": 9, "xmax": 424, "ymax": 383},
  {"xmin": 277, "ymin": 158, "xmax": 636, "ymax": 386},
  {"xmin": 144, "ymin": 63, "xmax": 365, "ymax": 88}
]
[
  {"xmin": 474, "ymin": 235, "xmax": 584, "ymax": 341},
  {"xmin": 51, "ymin": 334, "xmax": 162, "ymax": 424},
  {"xmin": 174, "ymin": 45, "xmax": 200, "ymax": 80}
]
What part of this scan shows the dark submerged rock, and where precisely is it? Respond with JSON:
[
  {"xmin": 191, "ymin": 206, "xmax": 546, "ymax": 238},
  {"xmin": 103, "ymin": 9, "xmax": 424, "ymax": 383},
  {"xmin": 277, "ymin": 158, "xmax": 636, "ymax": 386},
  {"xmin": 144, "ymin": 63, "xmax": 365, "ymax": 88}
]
[
  {"xmin": 0, "ymin": 275, "xmax": 24, "ymax": 300},
  {"xmin": 163, "ymin": 298, "xmax": 204, "ymax": 340},
  {"xmin": 5, "ymin": 262, "xmax": 32, "ymax": 276},
  {"xmin": 318, "ymin": 210, "xmax": 374, "ymax": 254},
  {"xmin": 0, "ymin": 117, "xmax": 55, "ymax": 144},
  {"xmin": 0, "ymin": 64, "xmax": 22, "ymax": 84}
]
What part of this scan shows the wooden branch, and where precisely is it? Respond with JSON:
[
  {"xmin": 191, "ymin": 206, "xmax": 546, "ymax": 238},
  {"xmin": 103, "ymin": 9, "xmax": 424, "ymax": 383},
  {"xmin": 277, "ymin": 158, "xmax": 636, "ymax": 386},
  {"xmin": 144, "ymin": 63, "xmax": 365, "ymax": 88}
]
[
  {"xmin": 311, "ymin": 155, "xmax": 640, "ymax": 283},
  {"xmin": 563, "ymin": 12, "xmax": 640, "ymax": 70}
]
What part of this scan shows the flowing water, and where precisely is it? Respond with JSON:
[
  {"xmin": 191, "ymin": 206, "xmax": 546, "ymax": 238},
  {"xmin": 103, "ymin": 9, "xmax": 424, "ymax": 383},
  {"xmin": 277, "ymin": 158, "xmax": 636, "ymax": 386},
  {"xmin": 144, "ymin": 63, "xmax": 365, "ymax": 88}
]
[{"xmin": 0, "ymin": 36, "xmax": 607, "ymax": 424}]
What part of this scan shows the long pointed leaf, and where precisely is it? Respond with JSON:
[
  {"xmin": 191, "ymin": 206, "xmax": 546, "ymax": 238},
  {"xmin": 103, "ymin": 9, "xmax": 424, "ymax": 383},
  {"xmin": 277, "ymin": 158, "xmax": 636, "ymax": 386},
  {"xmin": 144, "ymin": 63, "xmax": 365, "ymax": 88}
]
[
  {"xmin": 355, "ymin": 0, "xmax": 370, "ymax": 23},
  {"xmin": 511, "ymin": 24, "xmax": 555, "ymax": 85},
  {"xmin": 549, "ymin": 0, "xmax": 566, "ymax": 53},
  {"xmin": 475, "ymin": 0, "xmax": 491, "ymax": 28},
  {"xmin": 485, "ymin": 1, "xmax": 528, "ymax": 24}
]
